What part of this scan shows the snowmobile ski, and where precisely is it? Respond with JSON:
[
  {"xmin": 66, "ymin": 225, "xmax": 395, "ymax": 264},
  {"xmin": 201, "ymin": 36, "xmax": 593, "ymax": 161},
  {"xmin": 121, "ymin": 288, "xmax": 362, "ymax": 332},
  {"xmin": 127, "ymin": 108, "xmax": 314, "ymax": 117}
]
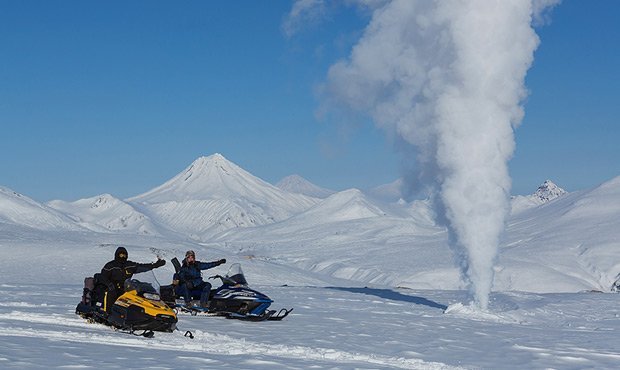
[
  {"xmin": 266, "ymin": 308, "xmax": 293, "ymax": 321},
  {"xmin": 224, "ymin": 307, "xmax": 293, "ymax": 321}
]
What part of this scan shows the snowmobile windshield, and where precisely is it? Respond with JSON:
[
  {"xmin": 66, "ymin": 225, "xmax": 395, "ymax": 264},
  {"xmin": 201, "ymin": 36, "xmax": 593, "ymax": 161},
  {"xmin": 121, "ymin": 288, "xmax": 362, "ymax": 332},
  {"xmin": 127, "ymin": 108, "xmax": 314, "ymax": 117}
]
[
  {"xmin": 224, "ymin": 263, "xmax": 248, "ymax": 286},
  {"xmin": 123, "ymin": 279, "xmax": 161, "ymax": 301},
  {"xmin": 132, "ymin": 270, "xmax": 161, "ymax": 291}
]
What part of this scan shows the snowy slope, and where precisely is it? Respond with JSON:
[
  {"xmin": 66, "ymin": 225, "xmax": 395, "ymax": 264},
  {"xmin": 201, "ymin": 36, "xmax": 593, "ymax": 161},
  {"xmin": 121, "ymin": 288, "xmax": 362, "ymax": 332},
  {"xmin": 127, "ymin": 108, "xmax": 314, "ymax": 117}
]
[
  {"xmin": 285, "ymin": 188, "xmax": 398, "ymax": 224},
  {"xmin": 210, "ymin": 177, "xmax": 620, "ymax": 295},
  {"xmin": 561, "ymin": 176, "xmax": 620, "ymax": 219},
  {"xmin": 47, "ymin": 194, "xmax": 164, "ymax": 235},
  {"xmin": 0, "ymin": 186, "xmax": 82, "ymax": 231},
  {"xmin": 1, "ymin": 229, "xmax": 619, "ymax": 369},
  {"xmin": 366, "ymin": 178, "xmax": 405, "ymax": 202},
  {"xmin": 127, "ymin": 154, "xmax": 319, "ymax": 240},
  {"xmin": 499, "ymin": 176, "xmax": 620, "ymax": 292},
  {"xmin": 213, "ymin": 189, "xmax": 451, "ymax": 289},
  {"xmin": 276, "ymin": 174, "xmax": 336, "ymax": 198}
]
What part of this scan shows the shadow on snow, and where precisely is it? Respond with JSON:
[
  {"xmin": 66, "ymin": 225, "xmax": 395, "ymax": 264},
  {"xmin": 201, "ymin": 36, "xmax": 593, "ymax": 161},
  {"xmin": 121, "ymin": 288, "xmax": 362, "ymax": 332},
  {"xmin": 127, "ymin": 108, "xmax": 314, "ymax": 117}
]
[{"xmin": 327, "ymin": 286, "xmax": 447, "ymax": 310}]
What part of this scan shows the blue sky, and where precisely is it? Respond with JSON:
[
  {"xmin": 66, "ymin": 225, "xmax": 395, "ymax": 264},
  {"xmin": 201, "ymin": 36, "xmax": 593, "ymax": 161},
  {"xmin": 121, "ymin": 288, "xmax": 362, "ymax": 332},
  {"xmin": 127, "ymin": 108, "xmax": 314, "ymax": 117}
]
[{"xmin": 1, "ymin": 1, "xmax": 618, "ymax": 201}]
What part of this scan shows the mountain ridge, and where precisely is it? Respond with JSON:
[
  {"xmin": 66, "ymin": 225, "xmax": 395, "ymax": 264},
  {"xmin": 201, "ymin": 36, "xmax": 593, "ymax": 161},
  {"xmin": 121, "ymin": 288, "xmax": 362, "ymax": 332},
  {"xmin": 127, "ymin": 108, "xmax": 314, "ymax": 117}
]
[
  {"xmin": 276, "ymin": 174, "xmax": 335, "ymax": 199},
  {"xmin": 48, "ymin": 194, "xmax": 164, "ymax": 235},
  {"xmin": 1, "ymin": 156, "xmax": 620, "ymax": 293},
  {"xmin": 126, "ymin": 154, "xmax": 319, "ymax": 240},
  {"xmin": 0, "ymin": 186, "xmax": 83, "ymax": 231}
]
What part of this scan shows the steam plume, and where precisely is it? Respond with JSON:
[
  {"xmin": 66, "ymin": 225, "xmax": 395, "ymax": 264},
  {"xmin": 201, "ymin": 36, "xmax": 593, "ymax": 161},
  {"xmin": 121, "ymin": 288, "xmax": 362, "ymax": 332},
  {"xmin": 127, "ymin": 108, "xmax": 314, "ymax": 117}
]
[{"xmin": 287, "ymin": 0, "xmax": 558, "ymax": 309}]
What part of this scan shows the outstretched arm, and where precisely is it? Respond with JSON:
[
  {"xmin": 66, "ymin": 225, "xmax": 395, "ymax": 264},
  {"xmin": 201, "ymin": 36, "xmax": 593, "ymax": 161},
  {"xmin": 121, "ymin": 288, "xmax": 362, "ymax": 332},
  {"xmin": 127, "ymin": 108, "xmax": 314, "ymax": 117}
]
[
  {"xmin": 197, "ymin": 259, "xmax": 226, "ymax": 270},
  {"xmin": 133, "ymin": 259, "xmax": 166, "ymax": 274}
]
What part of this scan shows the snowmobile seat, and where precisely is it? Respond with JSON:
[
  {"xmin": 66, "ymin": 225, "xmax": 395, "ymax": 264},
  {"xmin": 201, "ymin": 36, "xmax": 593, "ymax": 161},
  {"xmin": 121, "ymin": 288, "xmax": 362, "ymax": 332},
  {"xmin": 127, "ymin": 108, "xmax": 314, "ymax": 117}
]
[
  {"xmin": 76, "ymin": 274, "xmax": 107, "ymax": 317},
  {"xmin": 160, "ymin": 284, "xmax": 176, "ymax": 306}
]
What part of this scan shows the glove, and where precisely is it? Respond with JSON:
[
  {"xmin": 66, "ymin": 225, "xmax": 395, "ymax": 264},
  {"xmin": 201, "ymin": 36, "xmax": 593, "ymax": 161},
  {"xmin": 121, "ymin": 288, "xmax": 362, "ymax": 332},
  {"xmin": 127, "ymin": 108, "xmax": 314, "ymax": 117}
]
[
  {"xmin": 153, "ymin": 259, "xmax": 166, "ymax": 268},
  {"xmin": 218, "ymin": 258, "xmax": 226, "ymax": 265}
]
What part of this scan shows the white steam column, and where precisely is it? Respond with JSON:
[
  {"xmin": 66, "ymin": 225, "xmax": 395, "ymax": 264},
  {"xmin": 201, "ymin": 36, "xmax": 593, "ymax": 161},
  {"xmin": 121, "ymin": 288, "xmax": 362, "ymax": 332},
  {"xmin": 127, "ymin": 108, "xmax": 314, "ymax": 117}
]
[{"xmin": 290, "ymin": 0, "xmax": 558, "ymax": 310}]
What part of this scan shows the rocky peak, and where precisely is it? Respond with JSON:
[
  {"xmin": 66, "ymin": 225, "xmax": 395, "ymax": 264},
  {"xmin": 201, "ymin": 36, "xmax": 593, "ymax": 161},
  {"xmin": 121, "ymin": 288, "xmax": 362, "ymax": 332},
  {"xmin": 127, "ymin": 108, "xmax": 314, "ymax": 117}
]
[{"xmin": 534, "ymin": 180, "xmax": 567, "ymax": 203}]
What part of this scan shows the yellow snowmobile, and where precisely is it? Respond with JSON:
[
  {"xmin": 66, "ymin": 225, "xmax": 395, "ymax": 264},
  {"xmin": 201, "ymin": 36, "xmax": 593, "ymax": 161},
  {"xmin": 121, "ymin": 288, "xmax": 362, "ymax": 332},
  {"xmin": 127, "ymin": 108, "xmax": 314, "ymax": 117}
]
[{"xmin": 76, "ymin": 275, "xmax": 177, "ymax": 337}]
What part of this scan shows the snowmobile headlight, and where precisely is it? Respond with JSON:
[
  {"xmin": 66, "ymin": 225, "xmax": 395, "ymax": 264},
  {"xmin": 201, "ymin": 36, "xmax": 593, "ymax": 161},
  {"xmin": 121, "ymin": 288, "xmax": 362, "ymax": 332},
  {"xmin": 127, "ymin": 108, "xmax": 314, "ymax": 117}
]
[{"xmin": 142, "ymin": 292, "xmax": 161, "ymax": 301}]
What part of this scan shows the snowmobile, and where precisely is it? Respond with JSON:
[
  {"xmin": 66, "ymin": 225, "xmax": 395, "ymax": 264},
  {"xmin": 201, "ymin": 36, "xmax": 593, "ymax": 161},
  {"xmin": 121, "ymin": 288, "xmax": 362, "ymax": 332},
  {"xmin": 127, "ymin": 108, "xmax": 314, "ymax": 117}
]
[
  {"xmin": 160, "ymin": 261, "xmax": 292, "ymax": 321},
  {"xmin": 76, "ymin": 274, "xmax": 178, "ymax": 337}
]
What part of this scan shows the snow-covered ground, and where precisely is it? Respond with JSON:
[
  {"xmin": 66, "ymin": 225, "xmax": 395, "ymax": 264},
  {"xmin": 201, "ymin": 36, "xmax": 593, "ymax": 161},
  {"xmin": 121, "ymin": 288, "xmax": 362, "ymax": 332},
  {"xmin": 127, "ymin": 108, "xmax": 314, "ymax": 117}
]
[
  {"xmin": 1, "ymin": 280, "xmax": 619, "ymax": 369},
  {"xmin": 1, "ymin": 154, "xmax": 620, "ymax": 368}
]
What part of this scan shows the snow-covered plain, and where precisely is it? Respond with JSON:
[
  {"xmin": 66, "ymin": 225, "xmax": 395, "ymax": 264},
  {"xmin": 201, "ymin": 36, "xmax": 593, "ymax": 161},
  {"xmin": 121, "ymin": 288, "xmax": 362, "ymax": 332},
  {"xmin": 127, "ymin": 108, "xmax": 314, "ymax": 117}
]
[
  {"xmin": 2, "ymin": 281, "xmax": 619, "ymax": 369},
  {"xmin": 1, "ymin": 154, "xmax": 619, "ymax": 369}
]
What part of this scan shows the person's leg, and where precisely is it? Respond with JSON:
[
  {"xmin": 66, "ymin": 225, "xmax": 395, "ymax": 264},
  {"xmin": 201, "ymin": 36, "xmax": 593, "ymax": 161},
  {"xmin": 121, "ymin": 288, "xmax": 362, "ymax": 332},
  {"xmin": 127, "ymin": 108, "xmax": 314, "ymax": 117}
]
[
  {"xmin": 176, "ymin": 283, "xmax": 191, "ymax": 305},
  {"xmin": 200, "ymin": 282, "xmax": 212, "ymax": 308},
  {"xmin": 104, "ymin": 289, "xmax": 118, "ymax": 314}
]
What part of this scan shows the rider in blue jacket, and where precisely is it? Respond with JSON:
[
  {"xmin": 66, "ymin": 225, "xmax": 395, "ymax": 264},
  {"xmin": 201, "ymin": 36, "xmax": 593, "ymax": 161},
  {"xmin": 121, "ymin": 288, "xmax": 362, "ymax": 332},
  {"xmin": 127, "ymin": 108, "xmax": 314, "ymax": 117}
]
[{"xmin": 175, "ymin": 250, "xmax": 226, "ymax": 308}]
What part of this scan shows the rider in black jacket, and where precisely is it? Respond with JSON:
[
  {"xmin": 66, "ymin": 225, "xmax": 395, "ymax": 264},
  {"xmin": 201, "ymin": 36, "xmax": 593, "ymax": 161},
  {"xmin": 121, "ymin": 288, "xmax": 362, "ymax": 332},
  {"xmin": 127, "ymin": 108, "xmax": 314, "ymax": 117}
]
[{"xmin": 100, "ymin": 247, "xmax": 165, "ymax": 312}]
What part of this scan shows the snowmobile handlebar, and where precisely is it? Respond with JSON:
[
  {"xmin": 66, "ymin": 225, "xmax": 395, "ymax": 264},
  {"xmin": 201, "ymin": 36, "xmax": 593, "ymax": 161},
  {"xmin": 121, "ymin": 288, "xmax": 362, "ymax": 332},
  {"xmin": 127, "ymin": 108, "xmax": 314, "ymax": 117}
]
[{"xmin": 208, "ymin": 274, "xmax": 242, "ymax": 286}]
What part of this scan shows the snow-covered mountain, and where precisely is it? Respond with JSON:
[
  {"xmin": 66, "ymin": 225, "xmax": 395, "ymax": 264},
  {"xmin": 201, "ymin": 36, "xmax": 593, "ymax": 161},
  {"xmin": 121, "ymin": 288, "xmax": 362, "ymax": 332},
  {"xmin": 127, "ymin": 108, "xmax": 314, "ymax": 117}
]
[
  {"xmin": 127, "ymin": 154, "xmax": 320, "ymax": 240},
  {"xmin": 213, "ymin": 188, "xmax": 448, "ymax": 288},
  {"xmin": 533, "ymin": 179, "xmax": 568, "ymax": 202},
  {"xmin": 290, "ymin": 189, "xmax": 393, "ymax": 223},
  {"xmin": 1, "ymin": 155, "xmax": 619, "ymax": 295},
  {"xmin": 1, "ymin": 160, "xmax": 620, "ymax": 369},
  {"xmin": 47, "ymin": 194, "xmax": 163, "ymax": 235},
  {"xmin": 366, "ymin": 178, "xmax": 404, "ymax": 202},
  {"xmin": 511, "ymin": 179, "xmax": 567, "ymax": 214},
  {"xmin": 0, "ymin": 186, "xmax": 83, "ymax": 231},
  {"xmin": 560, "ymin": 175, "xmax": 620, "ymax": 219},
  {"xmin": 216, "ymin": 188, "xmax": 421, "ymax": 242},
  {"xmin": 499, "ymin": 176, "xmax": 620, "ymax": 292},
  {"xmin": 276, "ymin": 174, "xmax": 335, "ymax": 199},
  {"xmin": 211, "ymin": 177, "xmax": 620, "ymax": 294}
]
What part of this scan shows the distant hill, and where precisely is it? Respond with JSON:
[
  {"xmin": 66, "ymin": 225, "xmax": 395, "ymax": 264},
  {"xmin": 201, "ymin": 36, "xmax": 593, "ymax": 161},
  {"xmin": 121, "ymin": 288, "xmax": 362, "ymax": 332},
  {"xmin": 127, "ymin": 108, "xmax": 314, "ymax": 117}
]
[
  {"xmin": 366, "ymin": 178, "xmax": 404, "ymax": 202},
  {"xmin": 0, "ymin": 186, "xmax": 83, "ymax": 231},
  {"xmin": 276, "ymin": 174, "xmax": 335, "ymax": 199},
  {"xmin": 48, "ymin": 194, "xmax": 163, "ymax": 235}
]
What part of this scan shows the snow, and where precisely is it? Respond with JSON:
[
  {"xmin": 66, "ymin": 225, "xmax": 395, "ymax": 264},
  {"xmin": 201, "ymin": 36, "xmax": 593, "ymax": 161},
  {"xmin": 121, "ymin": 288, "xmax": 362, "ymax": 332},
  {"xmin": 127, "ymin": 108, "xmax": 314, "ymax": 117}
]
[
  {"xmin": 366, "ymin": 178, "xmax": 405, "ymax": 203},
  {"xmin": 1, "ymin": 282, "xmax": 619, "ymax": 369},
  {"xmin": 276, "ymin": 174, "xmax": 335, "ymax": 199},
  {"xmin": 1, "ymin": 155, "xmax": 620, "ymax": 368},
  {"xmin": 0, "ymin": 187, "xmax": 83, "ymax": 231},
  {"xmin": 47, "ymin": 194, "xmax": 162, "ymax": 235},
  {"xmin": 510, "ymin": 180, "xmax": 567, "ymax": 215},
  {"xmin": 124, "ymin": 154, "xmax": 320, "ymax": 240}
]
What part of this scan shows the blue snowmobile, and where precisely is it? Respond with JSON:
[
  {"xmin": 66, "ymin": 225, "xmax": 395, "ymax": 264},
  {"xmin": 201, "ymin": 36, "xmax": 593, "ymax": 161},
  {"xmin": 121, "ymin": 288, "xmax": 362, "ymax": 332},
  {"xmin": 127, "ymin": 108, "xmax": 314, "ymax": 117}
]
[{"xmin": 160, "ymin": 261, "xmax": 292, "ymax": 321}]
